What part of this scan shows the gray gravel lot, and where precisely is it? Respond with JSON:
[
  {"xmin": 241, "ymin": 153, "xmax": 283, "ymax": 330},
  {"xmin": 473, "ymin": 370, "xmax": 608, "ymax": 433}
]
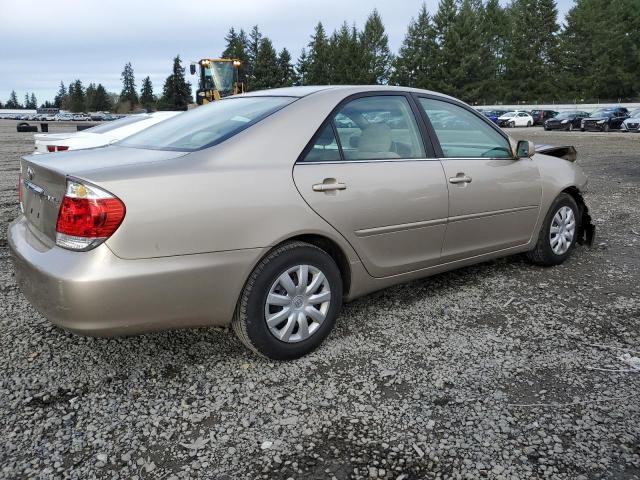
[{"xmin": 0, "ymin": 120, "xmax": 639, "ymax": 479}]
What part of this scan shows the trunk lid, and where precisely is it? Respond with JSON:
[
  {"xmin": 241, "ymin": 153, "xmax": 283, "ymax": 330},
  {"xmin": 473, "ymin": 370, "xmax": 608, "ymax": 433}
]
[{"xmin": 20, "ymin": 145, "xmax": 189, "ymax": 242}]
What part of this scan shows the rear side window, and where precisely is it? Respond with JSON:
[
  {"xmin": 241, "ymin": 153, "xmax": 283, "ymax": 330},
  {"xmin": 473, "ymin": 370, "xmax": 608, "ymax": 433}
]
[
  {"xmin": 303, "ymin": 124, "xmax": 341, "ymax": 162},
  {"xmin": 119, "ymin": 97, "xmax": 294, "ymax": 151},
  {"xmin": 418, "ymin": 98, "xmax": 512, "ymax": 159}
]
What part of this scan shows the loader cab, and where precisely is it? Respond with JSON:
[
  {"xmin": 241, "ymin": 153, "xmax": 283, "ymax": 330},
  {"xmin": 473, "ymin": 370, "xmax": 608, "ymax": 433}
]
[{"xmin": 190, "ymin": 58, "xmax": 244, "ymax": 105}]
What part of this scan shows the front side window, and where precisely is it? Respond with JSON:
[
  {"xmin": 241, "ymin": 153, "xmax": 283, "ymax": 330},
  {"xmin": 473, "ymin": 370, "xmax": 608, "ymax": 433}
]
[
  {"xmin": 333, "ymin": 96, "xmax": 425, "ymax": 160},
  {"xmin": 119, "ymin": 96, "xmax": 294, "ymax": 151},
  {"xmin": 418, "ymin": 98, "xmax": 512, "ymax": 159}
]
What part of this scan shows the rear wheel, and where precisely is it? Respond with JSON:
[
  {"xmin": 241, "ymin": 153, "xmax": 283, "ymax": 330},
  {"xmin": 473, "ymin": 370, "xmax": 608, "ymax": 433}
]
[
  {"xmin": 527, "ymin": 193, "xmax": 580, "ymax": 266},
  {"xmin": 232, "ymin": 241, "xmax": 343, "ymax": 360},
  {"xmin": 527, "ymin": 120, "xmax": 532, "ymax": 127}
]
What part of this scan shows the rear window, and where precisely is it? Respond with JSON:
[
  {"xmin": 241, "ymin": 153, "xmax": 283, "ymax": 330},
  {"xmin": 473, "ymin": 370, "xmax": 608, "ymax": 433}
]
[
  {"xmin": 119, "ymin": 97, "xmax": 294, "ymax": 152},
  {"xmin": 87, "ymin": 114, "xmax": 150, "ymax": 134}
]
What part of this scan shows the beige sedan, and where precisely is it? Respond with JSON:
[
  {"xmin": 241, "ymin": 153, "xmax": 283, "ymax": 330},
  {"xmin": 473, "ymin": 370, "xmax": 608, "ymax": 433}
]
[{"xmin": 9, "ymin": 86, "xmax": 595, "ymax": 359}]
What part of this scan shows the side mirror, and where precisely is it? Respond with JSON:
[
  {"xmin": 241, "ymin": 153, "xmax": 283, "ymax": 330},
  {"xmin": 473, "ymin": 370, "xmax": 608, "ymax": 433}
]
[
  {"xmin": 516, "ymin": 140, "xmax": 535, "ymax": 158},
  {"xmin": 189, "ymin": 64, "xmax": 196, "ymax": 75}
]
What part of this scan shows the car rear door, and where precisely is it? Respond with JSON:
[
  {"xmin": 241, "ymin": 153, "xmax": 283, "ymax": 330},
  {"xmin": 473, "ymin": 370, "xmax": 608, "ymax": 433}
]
[
  {"xmin": 293, "ymin": 93, "xmax": 449, "ymax": 278},
  {"xmin": 414, "ymin": 96, "xmax": 542, "ymax": 262}
]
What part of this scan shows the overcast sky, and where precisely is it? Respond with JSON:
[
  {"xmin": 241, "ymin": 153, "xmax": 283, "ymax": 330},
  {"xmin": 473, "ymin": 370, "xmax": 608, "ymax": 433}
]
[{"xmin": 0, "ymin": 0, "xmax": 574, "ymax": 105}]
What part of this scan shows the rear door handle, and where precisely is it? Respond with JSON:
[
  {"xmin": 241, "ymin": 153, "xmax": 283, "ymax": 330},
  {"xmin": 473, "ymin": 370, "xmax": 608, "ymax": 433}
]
[
  {"xmin": 312, "ymin": 181, "xmax": 347, "ymax": 192},
  {"xmin": 449, "ymin": 175, "xmax": 472, "ymax": 184}
]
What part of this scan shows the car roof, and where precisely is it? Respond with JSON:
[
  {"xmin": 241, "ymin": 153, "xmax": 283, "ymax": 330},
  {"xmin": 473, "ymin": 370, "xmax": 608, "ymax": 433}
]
[{"xmin": 240, "ymin": 85, "xmax": 459, "ymax": 101}]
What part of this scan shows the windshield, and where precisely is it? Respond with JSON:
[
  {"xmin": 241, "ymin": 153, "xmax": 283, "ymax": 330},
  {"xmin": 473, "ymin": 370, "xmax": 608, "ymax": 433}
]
[
  {"xmin": 628, "ymin": 109, "xmax": 640, "ymax": 118},
  {"xmin": 589, "ymin": 109, "xmax": 614, "ymax": 117},
  {"xmin": 87, "ymin": 114, "xmax": 150, "ymax": 134},
  {"xmin": 502, "ymin": 112, "xmax": 516, "ymax": 118},
  {"xmin": 119, "ymin": 96, "xmax": 294, "ymax": 152},
  {"xmin": 554, "ymin": 112, "xmax": 574, "ymax": 119},
  {"xmin": 202, "ymin": 61, "xmax": 234, "ymax": 95}
]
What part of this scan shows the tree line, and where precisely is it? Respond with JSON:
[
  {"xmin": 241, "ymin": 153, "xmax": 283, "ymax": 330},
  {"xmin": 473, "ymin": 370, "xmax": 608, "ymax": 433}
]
[{"xmin": 3, "ymin": 0, "xmax": 639, "ymax": 111}]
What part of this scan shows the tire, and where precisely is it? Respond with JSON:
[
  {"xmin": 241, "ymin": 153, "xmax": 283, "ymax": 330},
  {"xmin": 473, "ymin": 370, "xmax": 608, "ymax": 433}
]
[
  {"xmin": 580, "ymin": 128, "xmax": 585, "ymax": 132},
  {"xmin": 527, "ymin": 121, "xmax": 532, "ymax": 127},
  {"xmin": 544, "ymin": 126, "xmax": 549, "ymax": 131},
  {"xmin": 603, "ymin": 123, "xmax": 610, "ymax": 132},
  {"xmin": 567, "ymin": 123, "xmax": 574, "ymax": 131},
  {"xmin": 232, "ymin": 241, "xmax": 343, "ymax": 360},
  {"xmin": 527, "ymin": 193, "xmax": 580, "ymax": 267},
  {"xmin": 509, "ymin": 121, "xmax": 515, "ymax": 128}
]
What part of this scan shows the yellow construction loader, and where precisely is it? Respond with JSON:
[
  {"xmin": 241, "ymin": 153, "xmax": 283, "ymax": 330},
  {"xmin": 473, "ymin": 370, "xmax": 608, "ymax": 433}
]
[{"xmin": 190, "ymin": 58, "xmax": 244, "ymax": 105}]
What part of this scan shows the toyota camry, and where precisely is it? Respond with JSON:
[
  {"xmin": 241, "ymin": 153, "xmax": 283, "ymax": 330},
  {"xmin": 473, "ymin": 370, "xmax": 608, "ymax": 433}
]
[{"xmin": 9, "ymin": 86, "xmax": 595, "ymax": 359}]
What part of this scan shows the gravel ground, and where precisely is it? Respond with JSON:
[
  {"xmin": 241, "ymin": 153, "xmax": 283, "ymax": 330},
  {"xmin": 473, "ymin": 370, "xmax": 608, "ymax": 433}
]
[{"xmin": 0, "ymin": 120, "xmax": 638, "ymax": 480}]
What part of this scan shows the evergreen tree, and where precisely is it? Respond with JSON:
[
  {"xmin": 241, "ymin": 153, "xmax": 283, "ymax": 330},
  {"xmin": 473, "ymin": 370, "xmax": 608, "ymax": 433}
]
[
  {"xmin": 69, "ymin": 79, "xmax": 86, "ymax": 112},
  {"xmin": 24, "ymin": 94, "xmax": 30, "ymax": 109},
  {"xmin": 41, "ymin": 100, "xmax": 54, "ymax": 109},
  {"xmin": 140, "ymin": 76, "xmax": 155, "ymax": 111},
  {"xmin": 30, "ymin": 93, "xmax": 37, "ymax": 109},
  {"xmin": 295, "ymin": 48, "xmax": 310, "ymax": 85},
  {"xmin": 558, "ymin": 0, "xmax": 640, "ymax": 100},
  {"xmin": 246, "ymin": 25, "xmax": 263, "ymax": 88},
  {"xmin": 306, "ymin": 22, "xmax": 331, "ymax": 84},
  {"xmin": 93, "ymin": 84, "xmax": 113, "ymax": 111},
  {"xmin": 251, "ymin": 38, "xmax": 280, "ymax": 90},
  {"xmin": 390, "ymin": 4, "xmax": 439, "ymax": 89},
  {"xmin": 360, "ymin": 9, "xmax": 392, "ymax": 84},
  {"xmin": 54, "ymin": 81, "xmax": 67, "ymax": 108},
  {"xmin": 222, "ymin": 27, "xmax": 250, "ymax": 84},
  {"xmin": 277, "ymin": 48, "xmax": 295, "ymax": 87},
  {"xmin": 503, "ymin": 0, "xmax": 559, "ymax": 102},
  {"xmin": 6, "ymin": 90, "xmax": 20, "ymax": 109},
  {"xmin": 119, "ymin": 62, "xmax": 139, "ymax": 108},
  {"xmin": 481, "ymin": 0, "xmax": 509, "ymax": 102},
  {"xmin": 432, "ymin": 0, "xmax": 460, "ymax": 94},
  {"xmin": 160, "ymin": 55, "xmax": 192, "ymax": 109},
  {"xmin": 327, "ymin": 23, "xmax": 362, "ymax": 84},
  {"xmin": 85, "ymin": 83, "xmax": 97, "ymax": 111}
]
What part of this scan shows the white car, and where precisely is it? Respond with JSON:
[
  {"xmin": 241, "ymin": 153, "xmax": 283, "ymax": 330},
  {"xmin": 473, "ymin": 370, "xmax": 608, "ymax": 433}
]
[
  {"xmin": 621, "ymin": 108, "xmax": 640, "ymax": 133},
  {"xmin": 33, "ymin": 111, "xmax": 182, "ymax": 154},
  {"xmin": 498, "ymin": 111, "xmax": 534, "ymax": 128}
]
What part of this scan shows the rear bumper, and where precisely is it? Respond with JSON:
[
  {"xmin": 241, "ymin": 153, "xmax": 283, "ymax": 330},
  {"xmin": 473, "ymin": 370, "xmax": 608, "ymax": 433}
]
[{"xmin": 8, "ymin": 215, "xmax": 262, "ymax": 336}]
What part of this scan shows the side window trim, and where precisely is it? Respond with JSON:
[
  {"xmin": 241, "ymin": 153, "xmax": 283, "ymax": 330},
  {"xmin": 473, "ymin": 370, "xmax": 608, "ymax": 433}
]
[
  {"xmin": 330, "ymin": 119, "xmax": 346, "ymax": 162},
  {"xmin": 296, "ymin": 91, "xmax": 437, "ymax": 164},
  {"xmin": 411, "ymin": 93, "xmax": 515, "ymax": 160}
]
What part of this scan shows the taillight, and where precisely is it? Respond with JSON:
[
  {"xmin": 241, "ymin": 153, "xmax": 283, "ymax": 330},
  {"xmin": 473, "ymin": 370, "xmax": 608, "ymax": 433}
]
[
  {"xmin": 55, "ymin": 179, "xmax": 126, "ymax": 251},
  {"xmin": 46, "ymin": 145, "xmax": 69, "ymax": 152}
]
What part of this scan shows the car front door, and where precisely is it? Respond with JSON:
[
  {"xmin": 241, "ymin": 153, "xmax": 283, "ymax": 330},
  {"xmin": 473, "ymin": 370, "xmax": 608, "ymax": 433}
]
[
  {"xmin": 415, "ymin": 96, "xmax": 542, "ymax": 262},
  {"xmin": 293, "ymin": 94, "xmax": 449, "ymax": 278}
]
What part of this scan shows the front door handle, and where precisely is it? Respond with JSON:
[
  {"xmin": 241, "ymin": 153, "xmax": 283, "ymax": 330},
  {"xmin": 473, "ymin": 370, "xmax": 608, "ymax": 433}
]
[
  {"xmin": 312, "ymin": 179, "xmax": 347, "ymax": 192},
  {"xmin": 449, "ymin": 174, "xmax": 472, "ymax": 184}
]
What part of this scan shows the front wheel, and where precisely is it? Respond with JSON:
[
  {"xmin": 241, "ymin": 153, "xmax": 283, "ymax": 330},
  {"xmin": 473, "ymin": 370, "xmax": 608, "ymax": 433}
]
[
  {"xmin": 527, "ymin": 193, "xmax": 580, "ymax": 266},
  {"xmin": 603, "ymin": 123, "xmax": 610, "ymax": 132},
  {"xmin": 527, "ymin": 120, "xmax": 532, "ymax": 127},
  {"xmin": 232, "ymin": 241, "xmax": 343, "ymax": 360},
  {"xmin": 567, "ymin": 123, "xmax": 574, "ymax": 131},
  {"xmin": 509, "ymin": 121, "xmax": 515, "ymax": 128}
]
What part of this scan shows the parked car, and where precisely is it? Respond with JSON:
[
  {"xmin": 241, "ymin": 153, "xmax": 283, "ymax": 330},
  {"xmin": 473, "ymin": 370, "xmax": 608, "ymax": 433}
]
[
  {"xmin": 10, "ymin": 86, "xmax": 595, "ymax": 359},
  {"xmin": 544, "ymin": 111, "xmax": 590, "ymax": 131},
  {"xmin": 33, "ymin": 111, "xmax": 181, "ymax": 154},
  {"xmin": 529, "ymin": 109, "xmax": 558, "ymax": 126},
  {"xmin": 90, "ymin": 113, "xmax": 105, "ymax": 121},
  {"xmin": 56, "ymin": 113, "xmax": 74, "ymax": 121},
  {"xmin": 72, "ymin": 114, "xmax": 89, "ymax": 121},
  {"xmin": 481, "ymin": 109, "xmax": 508, "ymax": 124},
  {"xmin": 44, "ymin": 114, "xmax": 57, "ymax": 121},
  {"xmin": 620, "ymin": 108, "xmax": 640, "ymax": 133},
  {"xmin": 498, "ymin": 111, "xmax": 534, "ymax": 127},
  {"xmin": 581, "ymin": 107, "xmax": 629, "ymax": 132}
]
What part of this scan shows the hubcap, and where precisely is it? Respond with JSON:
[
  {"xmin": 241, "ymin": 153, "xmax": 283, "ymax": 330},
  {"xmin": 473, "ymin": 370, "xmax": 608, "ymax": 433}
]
[
  {"xmin": 264, "ymin": 265, "xmax": 331, "ymax": 343},
  {"xmin": 550, "ymin": 206, "xmax": 576, "ymax": 255}
]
